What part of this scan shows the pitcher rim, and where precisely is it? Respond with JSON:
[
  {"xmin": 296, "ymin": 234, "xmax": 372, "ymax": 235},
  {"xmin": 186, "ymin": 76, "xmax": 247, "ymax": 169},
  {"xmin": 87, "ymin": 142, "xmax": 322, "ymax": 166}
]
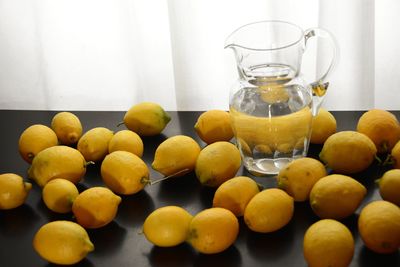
[{"xmin": 224, "ymin": 20, "xmax": 304, "ymax": 51}]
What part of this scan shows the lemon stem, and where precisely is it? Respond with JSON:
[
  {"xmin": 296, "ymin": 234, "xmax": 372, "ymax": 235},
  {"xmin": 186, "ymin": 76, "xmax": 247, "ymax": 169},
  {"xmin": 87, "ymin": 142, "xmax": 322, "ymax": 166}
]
[
  {"xmin": 85, "ymin": 161, "xmax": 95, "ymax": 167},
  {"xmin": 149, "ymin": 169, "xmax": 190, "ymax": 185},
  {"xmin": 381, "ymin": 154, "xmax": 394, "ymax": 166},
  {"xmin": 117, "ymin": 121, "xmax": 125, "ymax": 127},
  {"xmin": 375, "ymin": 154, "xmax": 383, "ymax": 165}
]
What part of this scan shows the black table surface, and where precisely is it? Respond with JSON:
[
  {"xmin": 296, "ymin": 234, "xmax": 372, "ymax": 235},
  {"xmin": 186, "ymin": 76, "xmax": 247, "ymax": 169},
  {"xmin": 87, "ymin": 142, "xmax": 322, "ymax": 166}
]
[{"xmin": 0, "ymin": 110, "xmax": 399, "ymax": 267}]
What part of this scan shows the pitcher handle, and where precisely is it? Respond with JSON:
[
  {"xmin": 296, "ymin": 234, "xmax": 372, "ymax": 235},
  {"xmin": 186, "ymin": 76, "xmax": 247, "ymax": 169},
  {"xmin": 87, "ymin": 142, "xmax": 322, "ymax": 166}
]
[{"xmin": 304, "ymin": 28, "xmax": 339, "ymax": 115}]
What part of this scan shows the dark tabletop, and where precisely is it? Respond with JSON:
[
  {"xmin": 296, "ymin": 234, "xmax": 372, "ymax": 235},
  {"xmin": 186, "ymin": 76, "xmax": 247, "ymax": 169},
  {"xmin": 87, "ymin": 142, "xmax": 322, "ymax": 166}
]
[{"xmin": 0, "ymin": 110, "xmax": 399, "ymax": 267}]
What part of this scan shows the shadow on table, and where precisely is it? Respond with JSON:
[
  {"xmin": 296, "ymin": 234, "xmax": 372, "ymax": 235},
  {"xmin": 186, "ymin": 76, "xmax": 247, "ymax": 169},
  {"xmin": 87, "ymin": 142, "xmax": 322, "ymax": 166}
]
[
  {"xmin": 358, "ymin": 246, "xmax": 399, "ymax": 267},
  {"xmin": 116, "ymin": 190, "xmax": 155, "ymax": 227},
  {"xmin": 44, "ymin": 258, "xmax": 95, "ymax": 267},
  {"xmin": 148, "ymin": 243, "xmax": 196, "ymax": 267},
  {"xmin": 0, "ymin": 204, "xmax": 40, "ymax": 237},
  {"xmin": 87, "ymin": 221, "xmax": 127, "ymax": 258}
]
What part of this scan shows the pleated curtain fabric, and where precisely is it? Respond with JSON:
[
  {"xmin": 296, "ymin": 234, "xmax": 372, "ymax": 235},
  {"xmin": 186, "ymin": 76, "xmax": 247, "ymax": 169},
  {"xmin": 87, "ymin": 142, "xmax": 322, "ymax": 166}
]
[{"xmin": 0, "ymin": 0, "xmax": 398, "ymax": 111}]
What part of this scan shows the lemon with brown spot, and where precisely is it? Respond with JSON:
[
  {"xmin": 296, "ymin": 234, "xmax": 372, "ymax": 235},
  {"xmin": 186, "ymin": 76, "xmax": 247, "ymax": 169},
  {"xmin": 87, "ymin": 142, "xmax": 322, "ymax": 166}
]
[
  {"xmin": 42, "ymin": 178, "xmax": 79, "ymax": 213},
  {"xmin": 303, "ymin": 219, "xmax": 354, "ymax": 267},
  {"xmin": 108, "ymin": 129, "xmax": 144, "ymax": 157},
  {"xmin": 357, "ymin": 109, "xmax": 400, "ymax": 153},
  {"xmin": 0, "ymin": 173, "xmax": 32, "ymax": 210},
  {"xmin": 33, "ymin": 220, "xmax": 94, "ymax": 265},
  {"xmin": 212, "ymin": 176, "xmax": 261, "ymax": 216},
  {"xmin": 277, "ymin": 157, "xmax": 327, "ymax": 202},
  {"xmin": 152, "ymin": 135, "xmax": 201, "ymax": 177},
  {"xmin": 358, "ymin": 200, "xmax": 400, "ymax": 254},
  {"xmin": 143, "ymin": 206, "xmax": 193, "ymax": 247},
  {"xmin": 187, "ymin": 207, "xmax": 239, "ymax": 254},
  {"xmin": 194, "ymin": 110, "xmax": 234, "ymax": 144},
  {"xmin": 244, "ymin": 188, "xmax": 294, "ymax": 233},
  {"xmin": 377, "ymin": 169, "xmax": 400, "ymax": 206},
  {"xmin": 77, "ymin": 127, "xmax": 113, "ymax": 162},
  {"xmin": 310, "ymin": 108, "xmax": 337, "ymax": 144},
  {"xmin": 310, "ymin": 174, "xmax": 366, "ymax": 219},
  {"xmin": 51, "ymin": 112, "xmax": 83, "ymax": 145},
  {"xmin": 123, "ymin": 102, "xmax": 171, "ymax": 136},
  {"xmin": 28, "ymin": 145, "xmax": 87, "ymax": 187},
  {"xmin": 195, "ymin": 141, "xmax": 241, "ymax": 187},
  {"xmin": 319, "ymin": 131, "xmax": 377, "ymax": 174},
  {"xmin": 101, "ymin": 150, "xmax": 150, "ymax": 195},
  {"xmin": 18, "ymin": 124, "xmax": 58, "ymax": 163},
  {"xmin": 72, "ymin": 187, "xmax": 121, "ymax": 229}
]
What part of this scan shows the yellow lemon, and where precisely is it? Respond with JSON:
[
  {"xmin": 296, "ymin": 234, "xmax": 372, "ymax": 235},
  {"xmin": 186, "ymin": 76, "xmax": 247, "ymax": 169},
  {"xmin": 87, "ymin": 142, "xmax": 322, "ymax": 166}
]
[
  {"xmin": 277, "ymin": 157, "xmax": 327, "ymax": 202},
  {"xmin": 358, "ymin": 200, "xmax": 400, "ymax": 254},
  {"xmin": 123, "ymin": 102, "xmax": 171, "ymax": 136},
  {"xmin": 101, "ymin": 151, "xmax": 150, "ymax": 195},
  {"xmin": 377, "ymin": 169, "xmax": 400, "ymax": 206},
  {"xmin": 28, "ymin": 145, "xmax": 87, "ymax": 187},
  {"xmin": 389, "ymin": 140, "xmax": 400, "ymax": 169},
  {"xmin": 108, "ymin": 130, "xmax": 144, "ymax": 157},
  {"xmin": 33, "ymin": 220, "xmax": 94, "ymax": 265},
  {"xmin": 143, "ymin": 206, "xmax": 193, "ymax": 247},
  {"xmin": 187, "ymin": 207, "xmax": 239, "ymax": 254},
  {"xmin": 0, "ymin": 173, "xmax": 32, "ymax": 210},
  {"xmin": 310, "ymin": 174, "xmax": 366, "ymax": 219},
  {"xmin": 152, "ymin": 135, "xmax": 201, "ymax": 177},
  {"xmin": 310, "ymin": 108, "xmax": 337, "ymax": 144},
  {"xmin": 194, "ymin": 110, "xmax": 234, "ymax": 144},
  {"xmin": 42, "ymin": 178, "xmax": 79, "ymax": 213},
  {"xmin": 77, "ymin": 127, "xmax": 114, "ymax": 162},
  {"xmin": 319, "ymin": 131, "xmax": 377, "ymax": 174},
  {"xmin": 303, "ymin": 219, "xmax": 354, "ymax": 267},
  {"xmin": 18, "ymin": 124, "xmax": 58, "ymax": 163},
  {"xmin": 72, "ymin": 187, "xmax": 121, "ymax": 229},
  {"xmin": 244, "ymin": 188, "xmax": 294, "ymax": 233},
  {"xmin": 195, "ymin": 141, "xmax": 241, "ymax": 187},
  {"xmin": 212, "ymin": 176, "xmax": 260, "ymax": 216},
  {"xmin": 357, "ymin": 109, "xmax": 400, "ymax": 153},
  {"xmin": 51, "ymin": 112, "xmax": 83, "ymax": 145}
]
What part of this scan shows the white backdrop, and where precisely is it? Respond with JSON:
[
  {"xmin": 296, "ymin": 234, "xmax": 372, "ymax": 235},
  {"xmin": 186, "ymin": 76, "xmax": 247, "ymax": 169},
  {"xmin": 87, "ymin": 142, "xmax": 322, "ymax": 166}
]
[{"xmin": 0, "ymin": 0, "xmax": 398, "ymax": 111}]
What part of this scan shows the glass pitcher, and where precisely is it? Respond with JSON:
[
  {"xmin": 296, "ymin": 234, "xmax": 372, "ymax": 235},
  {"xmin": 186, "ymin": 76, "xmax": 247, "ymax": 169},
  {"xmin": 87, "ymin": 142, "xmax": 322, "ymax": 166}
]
[{"xmin": 225, "ymin": 20, "xmax": 338, "ymax": 176}]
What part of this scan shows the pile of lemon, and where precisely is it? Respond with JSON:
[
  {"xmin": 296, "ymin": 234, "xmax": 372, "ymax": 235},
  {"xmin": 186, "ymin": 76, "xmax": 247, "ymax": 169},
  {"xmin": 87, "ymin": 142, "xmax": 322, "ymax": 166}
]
[{"xmin": 1, "ymin": 104, "xmax": 400, "ymax": 266}]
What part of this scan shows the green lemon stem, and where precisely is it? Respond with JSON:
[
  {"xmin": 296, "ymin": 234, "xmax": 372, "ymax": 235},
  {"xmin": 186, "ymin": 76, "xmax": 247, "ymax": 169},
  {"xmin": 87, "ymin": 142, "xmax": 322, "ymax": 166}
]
[{"xmin": 117, "ymin": 121, "xmax": 125, "ymax": 127}]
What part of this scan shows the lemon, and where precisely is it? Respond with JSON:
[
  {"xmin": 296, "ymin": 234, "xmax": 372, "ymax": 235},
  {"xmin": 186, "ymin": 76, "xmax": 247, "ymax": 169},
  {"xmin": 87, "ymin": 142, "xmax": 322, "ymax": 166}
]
[
  {"xmin": 28, "ymin": 145, "xmax": 87, "ymax": 187},
  {"xmin": 108, "ymin": 130, "xmax": 144, "ymax": 157},
  {"xmin": 358, "ymin": 200, "xmax": 400, "ymax": 254},
  {"xmin": 72, "ymin": 187, "xmax": 121, "ymax": 229},
  {"xmin": 123, "ymin": 102, "xmax": 171, "ymax": 136},
  {"xmin": 258, "ymin": 84, "xmax": 289, "ymax": 103},
  {"xmin": 18, "ymin": 124, "xmax": 58, "ymax": 163},
  {"xmin": 357, "ymin": 109, "xmax": 400, "ymax": 153},
  {"xmin": 310, "ymin": 174, "xmax": 366, "ymax": 219},
  {"xmin": 244, "ymin": 188, "xmax": 294, "ymax": 233},
  {"xmin": 0, "ymin": 173, "xmax": 32, "ymax": 210},
  {"xmin": 303, "ymin": 219, "xmax": 354, "ymax": 267},
  {"xmin": 277, "ymin": 157, "xmax": 327, "ymax": 202},
  {"xmin": 143, "ymin": 206, "xmax": 193, "ymax": 247},
  {"xmin": 195, "ymin": 141, "xmax": 241, "ymax": 187},
  {"xmin": 377, "ymin": 169, "xmax": 400, "ymax": 206},
  {"xmin": 212, "ymin": 176, "xmax": 260, "ymax": 216},
  {"xmin": 187, "ymin": 207, "xmax": 239, "ymax": 254},
  {"xmin": 51, "ymin": 112, "xmax": 83, "ymax": 145},
  {"xmin": 319, "ymin": 131, "xmax": 377, "ymax": 174},
  {"xmin": 33, "ymin": 220, "xmax": 94, "ymax": 265},
  {"xmin": 310, "ymin": 108, "xmax": 337, "ymax": 144},
  {"xmin": 77, "ymin": 127, "xmax": 114, "ymax": 162},
  {"xmin": 194, "ymin": 110, "xmax": 234, "ymax": 144},
  {"xmin": 152, "ymin": 135, "xmax": 201, "ymax": 177},
  {"xmin": 101, "ymin": 151, "xmax": 150, "ymax": 195},
  {"xmin": 389, "ymin": 140, "xmax": 400, "ymax": 169},
  {"xmin": 42, "ymin": 178, "xmax": 79, "ymax": 213}
]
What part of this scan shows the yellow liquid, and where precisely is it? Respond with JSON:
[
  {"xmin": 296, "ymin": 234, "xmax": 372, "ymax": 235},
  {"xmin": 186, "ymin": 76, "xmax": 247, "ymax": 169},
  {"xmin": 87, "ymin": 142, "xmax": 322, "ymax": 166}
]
[{"xmin": 229, "ymin": 85, "xmax": 313, "ymax": 175}]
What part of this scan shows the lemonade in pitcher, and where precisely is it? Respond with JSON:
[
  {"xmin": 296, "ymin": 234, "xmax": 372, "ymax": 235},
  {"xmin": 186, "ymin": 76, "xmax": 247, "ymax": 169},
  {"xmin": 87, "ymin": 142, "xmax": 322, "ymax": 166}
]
[
  {"xmin": 225, "ymin": 20, "xmax": 337, "ymax": 176},
  {"xmin": 230, "ymin": 82, "xmax": 313, "ymax": 175}
]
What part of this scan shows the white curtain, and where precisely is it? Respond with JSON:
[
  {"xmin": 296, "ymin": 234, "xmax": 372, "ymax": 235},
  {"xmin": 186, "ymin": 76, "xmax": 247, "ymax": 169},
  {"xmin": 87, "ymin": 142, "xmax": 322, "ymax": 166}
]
[{"xmin": 0, "ymin": 0, "xmax": 398, "ymax": 111}]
